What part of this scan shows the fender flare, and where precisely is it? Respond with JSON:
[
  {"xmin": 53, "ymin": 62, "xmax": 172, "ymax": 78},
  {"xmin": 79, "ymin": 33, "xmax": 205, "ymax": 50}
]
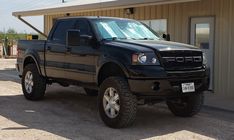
[
  {"xmin": 23, "ymin": 53, "xmax": 42, "ymax": 75},
  {"xmin": 96, "ymin": 60, "xmax": 130, "ymax": 84}
]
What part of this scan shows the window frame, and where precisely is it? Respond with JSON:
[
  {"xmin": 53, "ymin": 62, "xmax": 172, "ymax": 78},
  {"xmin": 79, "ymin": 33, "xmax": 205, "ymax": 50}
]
[
  {"xmin": 49, "ymin": 19, "xmax": 76, "ymax": 44},
  {"xmin": 74, "ymin": 19, "xmax": 93, "ymax": 36}
]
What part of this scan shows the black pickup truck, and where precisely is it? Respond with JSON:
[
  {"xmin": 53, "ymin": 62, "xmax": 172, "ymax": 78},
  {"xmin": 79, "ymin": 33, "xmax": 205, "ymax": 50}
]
[{"xmin": 16, "ymin": 16, "xmax": 209, "ymax": 128}]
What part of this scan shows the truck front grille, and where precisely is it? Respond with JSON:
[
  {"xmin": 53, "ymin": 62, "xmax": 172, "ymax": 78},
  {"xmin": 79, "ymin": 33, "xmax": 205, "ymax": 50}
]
[{"xmin": 160, "ymin": 50, "xmax": 203, "ymax": 71}]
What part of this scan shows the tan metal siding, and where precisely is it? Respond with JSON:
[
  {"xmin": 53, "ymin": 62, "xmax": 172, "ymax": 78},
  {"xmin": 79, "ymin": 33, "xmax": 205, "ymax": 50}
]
[
  {"xmin": 44, "ymin": 0, "xmax": 234, "ymax": 97},
  {"xmin": 230, "ymin": 0, "xmax": 234, "ymax": 94},
  {"xmin": 168, "ymin": 4, "xmax": 175, "ymax": 40}
]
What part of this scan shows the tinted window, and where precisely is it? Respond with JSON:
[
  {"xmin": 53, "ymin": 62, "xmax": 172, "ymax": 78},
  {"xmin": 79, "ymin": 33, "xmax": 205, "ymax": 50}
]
[
  {"xmin": 52, "ymin": 20, "xmax": 75, "ymax": 44},
  {"xmin": 75, "ymin": 20, "xmax": 92, "ymax": 36}
]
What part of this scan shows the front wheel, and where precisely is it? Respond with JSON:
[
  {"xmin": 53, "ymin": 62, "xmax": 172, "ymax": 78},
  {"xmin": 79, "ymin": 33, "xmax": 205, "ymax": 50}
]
[
  {"xmin": 22, "ymin": 64, "xmax": 46, "ymax": 100},
  {"xmin": 166, "ymin": 93, "xmax": 204, "ymax": 117},
  {"xmin": 98, "ymin": 77, "xmax": 137, "ymax": 128}
]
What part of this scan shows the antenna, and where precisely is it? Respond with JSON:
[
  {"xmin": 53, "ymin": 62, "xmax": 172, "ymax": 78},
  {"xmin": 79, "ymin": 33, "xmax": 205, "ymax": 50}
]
[{"xmin": 99, "ymin": 0, "xmax": 102, "ymax": 18}]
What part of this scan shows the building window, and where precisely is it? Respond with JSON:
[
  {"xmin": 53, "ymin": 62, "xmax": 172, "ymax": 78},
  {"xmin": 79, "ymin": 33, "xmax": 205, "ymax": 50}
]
[{"xmin": 141, "ymin": 19, "xmax": 167, "ymax": 37}]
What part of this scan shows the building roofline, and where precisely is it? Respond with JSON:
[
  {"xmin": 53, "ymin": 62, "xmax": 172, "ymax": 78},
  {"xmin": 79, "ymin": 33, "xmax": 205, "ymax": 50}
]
[
  {"xmin": 12, "ymin": 0, "xmax": 200, "ymax": 17},
  {"xmin": 57, "ymin": 16, "xmax": 133, "ymax": 20}
]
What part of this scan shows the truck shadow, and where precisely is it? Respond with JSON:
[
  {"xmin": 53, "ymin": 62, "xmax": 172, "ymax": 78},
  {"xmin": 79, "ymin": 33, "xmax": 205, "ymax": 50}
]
[{"xmin": 0, "ymin": 85, "xmax": 233, "ymax": 139}]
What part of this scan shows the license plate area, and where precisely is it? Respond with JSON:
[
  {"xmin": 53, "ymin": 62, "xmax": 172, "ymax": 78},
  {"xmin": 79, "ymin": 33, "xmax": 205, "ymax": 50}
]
[{"xmin": 181, "ymin": 82, "xmax": 195, "ymax": 93}]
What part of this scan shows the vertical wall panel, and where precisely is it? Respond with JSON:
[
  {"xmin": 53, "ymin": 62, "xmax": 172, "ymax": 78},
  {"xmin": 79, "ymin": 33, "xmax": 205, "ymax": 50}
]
[
  {"xmin": 225, "ymin": 0, "xmax": 232, "ymax": 95},
  {"xmin": 231, "ymin": 0, "xmax": 234, "ymax": 93},
  {"xmin": 218, "ymin": 0, "xmax": 227, "ymax": 95},
  {"xmin": 106, "ymin": 10, "xmax": 111, "ymax": 17},
  {"xmin": 181, "ymin": 3, "xmax": 189, "ymax": 43},
  {"xmin": 162, "ymin": 5, "xmax": 169, "ymax": 19},
  {"xmin": 134, "ymin": 7, "xmax": 140, "ymax": 20},
  {"xmin": 150, "ymin": 5, "xmax": 156, "ymax": 19},
  {"xmin": 114, "ymin": 9, "xmax": 119, "ymax": 17},
  {"xmin": 174, "ymin": 4, "xmax": 182, "ymax": 42},
  {"xmin": 213, "ymin": 0, "xmax": 220, "ymax": 94},
  {"xmin": 119, "ymin": 8, "xmax": 124, "ymax": 18},
  {"xmin": 102, "ymin": 10, "xmax": 107, "ymax": 16},
  {"xmin": 168, "ymin": 4, "xmax": 175, "ymax": 41},
  {"xmin": 145, "ymin": 6, "xmax": 151, "ymax": 20},
  {"xmin": 156, "ymin": 5, "xmax": 162, "ymax": 19},
  {"xmin": 227, "ymin": 0, "xmax": 232, "ymax": 95},
  {"xmin": 222, "ymin": 0, "xmax": 230, "ymax": 95},
  {"xmin": 139, "ymin": 6, "xmax": 145, "ymax": 20}
]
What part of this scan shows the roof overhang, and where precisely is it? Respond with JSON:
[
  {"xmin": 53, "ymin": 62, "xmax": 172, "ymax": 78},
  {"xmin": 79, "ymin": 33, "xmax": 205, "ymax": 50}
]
[{"xmin": 13, "ymin": 0, "xmax": 200, "ymax": 17}]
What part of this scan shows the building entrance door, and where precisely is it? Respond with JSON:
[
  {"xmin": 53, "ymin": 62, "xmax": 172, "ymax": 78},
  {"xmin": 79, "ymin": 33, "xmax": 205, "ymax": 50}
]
[{"xmin": 190, "ymin": 17, "xmax": 215, "ymax": 90}]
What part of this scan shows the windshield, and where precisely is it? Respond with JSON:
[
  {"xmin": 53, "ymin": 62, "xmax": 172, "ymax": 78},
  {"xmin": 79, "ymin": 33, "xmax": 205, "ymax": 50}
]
[{"xmin": 92, "ymin": 18, "xmax": 161, "ymax": 40}]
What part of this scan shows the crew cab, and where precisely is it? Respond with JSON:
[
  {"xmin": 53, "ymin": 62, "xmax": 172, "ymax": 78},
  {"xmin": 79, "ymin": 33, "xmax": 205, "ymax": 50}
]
[{"xmin": 16, "ymin": 17, "xmax": 209, "ymax": 128}]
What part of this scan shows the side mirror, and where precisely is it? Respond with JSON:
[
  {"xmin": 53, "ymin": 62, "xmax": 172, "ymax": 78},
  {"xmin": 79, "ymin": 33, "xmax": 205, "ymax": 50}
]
[
  {"xmin": 163, "ymin": 34, "xmax": 171, "ymax": 41},
  {"xmin": 67, "ymin": 29, "xmax": 80, "ymax": 46}
]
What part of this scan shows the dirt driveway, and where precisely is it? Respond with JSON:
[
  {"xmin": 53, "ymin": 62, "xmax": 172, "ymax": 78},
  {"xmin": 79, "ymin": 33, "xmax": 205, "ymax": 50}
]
[{"xmin": 0, "ymin": 59, "xmax": 233, "ymax": 140}]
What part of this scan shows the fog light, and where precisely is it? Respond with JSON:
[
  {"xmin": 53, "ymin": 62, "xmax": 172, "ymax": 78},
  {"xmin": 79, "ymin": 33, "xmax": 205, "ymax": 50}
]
[{"xmin": 151, "ymin": 58, "xmax": 157, "ymax": 64}]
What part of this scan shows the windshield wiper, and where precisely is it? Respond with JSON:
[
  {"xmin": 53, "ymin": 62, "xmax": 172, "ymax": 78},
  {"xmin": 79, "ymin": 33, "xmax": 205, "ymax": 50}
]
[
  {"xmin": 138, "ymin": 38, "xmax": 155, "ymax": 40},
  {"xmin": 102, "ymin": 37, "xmax": 127, "ymax": 41},
  {"xmin": 102, "ymin": 37, "xmax": 154, "ymax": 41}
]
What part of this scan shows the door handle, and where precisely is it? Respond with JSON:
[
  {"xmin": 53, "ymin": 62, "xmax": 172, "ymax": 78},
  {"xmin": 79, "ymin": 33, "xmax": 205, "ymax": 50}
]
[{"xmin": 80, "ymin": 54, "xmax": 87, "ymax": 56}]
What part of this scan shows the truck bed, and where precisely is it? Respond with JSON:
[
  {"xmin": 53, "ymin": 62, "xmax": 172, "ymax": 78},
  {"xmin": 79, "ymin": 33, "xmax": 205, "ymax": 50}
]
[
  {"xmin": 17, "ymin": 40, "xmax": 46, "ymax": 51},
  {"xmin": 17, "ymin": 40, "xmax": 46, "ymax": 76}
]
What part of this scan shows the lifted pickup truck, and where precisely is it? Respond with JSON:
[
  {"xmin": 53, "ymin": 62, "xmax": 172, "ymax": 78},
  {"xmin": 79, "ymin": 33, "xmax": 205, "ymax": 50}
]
[{"xmin": 16, "ymin": 16, "xmax": 209, "ymax": 128}]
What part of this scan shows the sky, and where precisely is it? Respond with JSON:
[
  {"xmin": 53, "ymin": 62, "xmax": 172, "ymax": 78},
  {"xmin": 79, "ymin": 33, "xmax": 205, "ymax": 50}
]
[{"xmin": 0, "ymin": 0, "xmax": 75, "ymax": 33}]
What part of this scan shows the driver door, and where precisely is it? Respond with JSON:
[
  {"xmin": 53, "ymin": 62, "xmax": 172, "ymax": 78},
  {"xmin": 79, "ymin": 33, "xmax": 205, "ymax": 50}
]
[{"xmin": 64, "ymin": 19, "xmax": 97, "ymax": 83}]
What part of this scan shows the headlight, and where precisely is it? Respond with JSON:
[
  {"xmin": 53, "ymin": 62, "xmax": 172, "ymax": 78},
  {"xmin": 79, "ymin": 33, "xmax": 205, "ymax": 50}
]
[
  {"xmin": 132, "ymin": 52, "xmax": 160, "ymax": 65},
  {"xmin": 203, "ymin": 52, "xmax": 208, "ymax": 66},
  {"xmin": 138, "ymin": 53, "xmax": 147, "ymax": 63}
]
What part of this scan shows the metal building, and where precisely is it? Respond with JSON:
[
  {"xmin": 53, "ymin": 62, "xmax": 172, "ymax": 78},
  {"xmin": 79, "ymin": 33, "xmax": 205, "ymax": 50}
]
[{"xmin": 13, "ymin": 0, "xmax": 234, "ymax": 98}]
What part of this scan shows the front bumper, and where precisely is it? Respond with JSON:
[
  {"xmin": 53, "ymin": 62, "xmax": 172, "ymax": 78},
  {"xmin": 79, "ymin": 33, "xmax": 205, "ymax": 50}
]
[{"xmin": 127, "ymin": 66, "xmax": 209, "ymax": 97}]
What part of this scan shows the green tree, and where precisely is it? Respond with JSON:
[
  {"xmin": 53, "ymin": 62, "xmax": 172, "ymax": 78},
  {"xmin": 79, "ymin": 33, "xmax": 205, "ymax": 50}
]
[
  {"xmin": 7, "ymin": 28, "xmax": 17, "ymax": 34},
  {"xmin": 5, "ymin": 28, "xmax": 20, "ymax": 40}
]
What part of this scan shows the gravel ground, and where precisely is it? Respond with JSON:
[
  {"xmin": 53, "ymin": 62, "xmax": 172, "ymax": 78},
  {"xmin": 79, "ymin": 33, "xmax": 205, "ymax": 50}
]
[{"xmin": 0, "ymin": 59, "xmax": 234, "ymax": 140}]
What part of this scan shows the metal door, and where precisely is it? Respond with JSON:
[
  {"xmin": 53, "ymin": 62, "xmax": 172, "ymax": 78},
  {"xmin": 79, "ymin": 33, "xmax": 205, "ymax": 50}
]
[{"xmin": 190, "ymin": 17, "xmax": 215, "ymax": 90}]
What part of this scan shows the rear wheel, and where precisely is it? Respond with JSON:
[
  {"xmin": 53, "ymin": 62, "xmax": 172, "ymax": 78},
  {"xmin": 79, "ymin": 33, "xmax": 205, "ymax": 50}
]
[
  {"xmin": 166, "ymin": 93, "xmax": 204, "ymax": 117},
  {"xmin": 22, "ymin": 64, "xmax": 46, "ymax": 100},
  {"xmin": 98, "ymin": 77, "xmax": 137, "ymax": 128}
]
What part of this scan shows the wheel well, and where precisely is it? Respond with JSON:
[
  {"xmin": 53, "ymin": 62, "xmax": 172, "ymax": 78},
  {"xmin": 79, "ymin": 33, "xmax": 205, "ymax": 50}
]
[
  {"xmin": 98, "ymin": 62, "xmax": 126, "ymax": 86},
  {"xmin": 23, "ymin": 56, "xmax": 42, "ymax": 75},
  {"xmin": 24, "ymin": 57, "xmax": 36, "ymax": 68}
]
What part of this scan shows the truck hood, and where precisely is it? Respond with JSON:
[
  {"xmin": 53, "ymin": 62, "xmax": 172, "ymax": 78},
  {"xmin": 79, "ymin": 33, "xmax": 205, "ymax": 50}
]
[{"xmin": 106, "ymin": 40, "xmax": 200, "ymax": 52}]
